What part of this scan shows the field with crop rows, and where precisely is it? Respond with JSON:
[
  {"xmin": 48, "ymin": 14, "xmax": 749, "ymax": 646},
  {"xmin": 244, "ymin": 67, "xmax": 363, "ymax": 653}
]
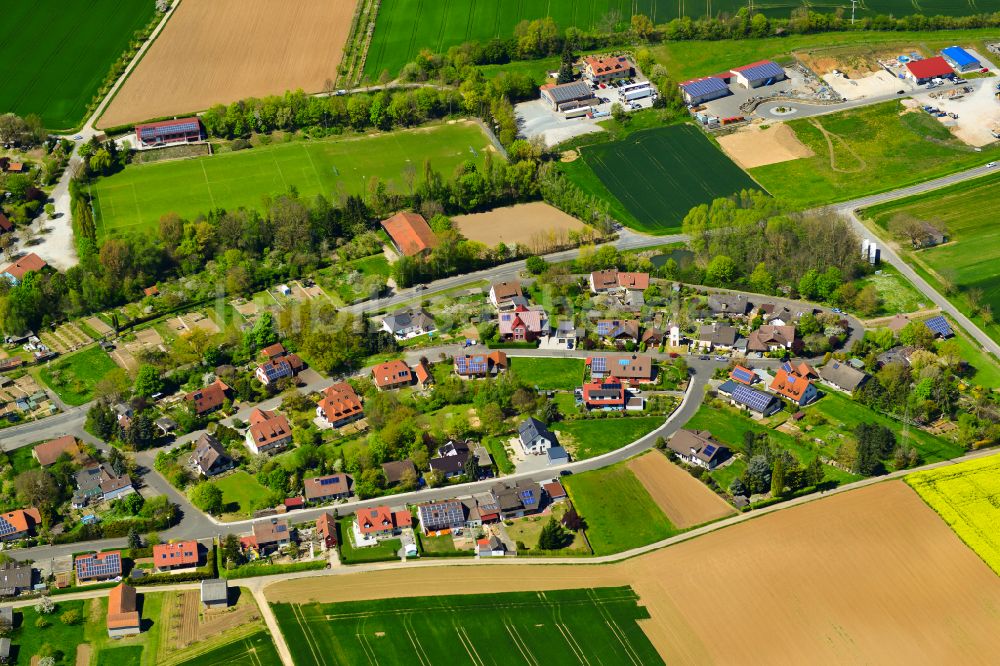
[
  {"xmin": 273, "ymin": 587, "xmax": 663, "ymax": 666},
  {"xmin": 579, "ymin": 124, "xmax": 762, "ymax": 233},
  {"xmin": 364, "ymin": 0, "xmax": 1000, "ymax": 78},
  {"xmin": 0, "ymin": 0, "xmax": 155, "ymax": 129},
  {"xmin": 92, "ymin": 122, "xmax": 492, "ymax": 239}
]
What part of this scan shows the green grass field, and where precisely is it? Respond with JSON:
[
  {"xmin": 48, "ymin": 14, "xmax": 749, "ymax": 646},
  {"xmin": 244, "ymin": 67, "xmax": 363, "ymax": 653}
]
[
  {"xmin": 751, "ymin": 101, "xmax": 1000, "ymax": 209},
  {"xmin": 338, "ymin": 517, "xmax": 401, "ymax": 564},
  {"xmin": 38, "ymin": 345, "xmax": 119, "ymax": 406},
  {"xmin": 365, "ymin": 2, "xmax": 1000, "ymax": 79},
  {"xmin": 554, "ymin": 416, "xmax": 663, "ymax": 460},
  {"xmin": 906, "ymin": 453, "xmax": 1000, "ymax": 577},
  {"xmin": 509, "ymin": 357, "xmax": 584, "ymax": 390},
  {"xmin": 92, "ymin": 123, "xmax": 492, "ymax": 239},
  {"xmin": 863, "ymin": 172, "xmax": 1000, "ymax": 347},
  {"xmin": 177, "ymin": 630, "xmax": 281, "ymax": 666},
  {"xmin": 0, "ymin": 0, "xmax": 155, "ymax": 130},
  {"xmin": 12, "ymin": 600, "xmax": 86, "ymax": 665},
  {"xmin": 96, "ymin": 646, "xmax": 143, "ymax": 666},
  {"xmin": 578, "ymin": 124, "xmax": 762, "ymax": 233},
  {"xmin": 564, "ymin": 463, "xmax": 676, "ymax": 555},
  {"xmin": 856, "ymin": 265, "xmax": 930, "ymax": 317},
  {"xmin": 273, "ymin": 587, "xmax": 663, "ymax": 666},
  {"xmin": 211, "ymin": 471, "xmax": 272, "ymax": 517}
]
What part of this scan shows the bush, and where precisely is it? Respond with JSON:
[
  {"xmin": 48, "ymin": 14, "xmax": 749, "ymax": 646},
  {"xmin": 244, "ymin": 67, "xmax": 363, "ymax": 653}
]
[
  {"xmin": 230, "ymin": 138, "xmax": 251, "ymax": 151},
  {"xmin": 35, "ymin": 616, "xmax": 50, "ymax": 629},
  {"xmin": 60, "ymin": 609, "xmax": 81, "ymax": 626}
]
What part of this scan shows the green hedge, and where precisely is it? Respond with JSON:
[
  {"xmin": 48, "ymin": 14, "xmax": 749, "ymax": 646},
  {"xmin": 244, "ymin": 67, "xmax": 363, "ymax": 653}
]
[{"xmin": 220, "ymin": 559, "xmax": 326, "ymax": 580}]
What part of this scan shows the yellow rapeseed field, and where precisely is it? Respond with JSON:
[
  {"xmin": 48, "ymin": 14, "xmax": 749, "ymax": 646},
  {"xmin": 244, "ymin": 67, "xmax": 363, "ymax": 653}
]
[{"xmin": 906, "ymin": 454, "xmax": 1000, "ymax": 576}]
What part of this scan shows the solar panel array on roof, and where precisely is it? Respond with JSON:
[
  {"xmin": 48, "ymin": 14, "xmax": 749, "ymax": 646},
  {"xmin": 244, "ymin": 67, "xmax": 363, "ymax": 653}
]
[
  {"xmin": 703, "ymin": 444, "xmax": 717, "ymax": 456},
  {"xmin": 77, "ymin": 552, "xmax": 121, "ymax": 578},
  {"xmin": 731, "ymin": 385, "xmax": 775, "ymax": 412},
  {"xmin": 733, "ymin": 61, "xmax": 784, "ymax": 82},
  {"xmin": 319, "ymin": 476, "xmax": 340, "ymax": 486},
  {"xmin": 781, "ymin": 361, "xmax": 793, "ymax": 373},
  {"xmin": 0, "ymin": 519, "xmax": 15, "ymax": 537},
  {"xmin": 140, "ymin": 121, "xmax": 200, "ymax": 139},
  {"xmin": 731, "ymin": 367, "xmax": 755, "ymax": 383},
  {"xmin": 680, "ymin": 77, "xmax": 728, "ymax": 97},
  {"xmin": 596, "ymin": 321, "xmax": 612, "ymax": 335},
  {"xmin": 924, "ymin": 316, "xmax": 953, "ymax": 337},
  {"xmin": 591, "ymin": 356, "xmax": 607, "ymax": 373}
]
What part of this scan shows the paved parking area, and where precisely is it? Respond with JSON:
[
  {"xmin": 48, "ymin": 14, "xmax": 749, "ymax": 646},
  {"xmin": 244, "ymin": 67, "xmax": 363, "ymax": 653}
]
[{"xmin": 516, "ymin": 88, "xmax": 657, "ymax": 146}]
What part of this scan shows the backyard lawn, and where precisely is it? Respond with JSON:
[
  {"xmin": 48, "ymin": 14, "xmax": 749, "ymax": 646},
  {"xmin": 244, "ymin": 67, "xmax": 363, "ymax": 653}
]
[
  {"xmin": 212, "ymin": 471, "xmax": 272, "ymax": 517},
  {"xmin": 509, "ymin": 357, "xmax": 584, "ymax": 390},
  {"xmin": 505, "ymin": 502, "xmax": 590, "ymax": 554},
  {"xmin": 564, "ymin": 462, "xmax": 677, "ymax": 555},
  {"xmin": 554, "ymin": 416, "xmax": 663, "ymax": 460},
  {"xmin": 337, "ymin": 517, "xmax": 401, "ymax": 564},
  {"xmin": 38, "ymin": 345, "xmax": 120, "ymax": 406},
  {"xmin": 12, "ymin": 600, "xmax": 86, "ymax": 665}
]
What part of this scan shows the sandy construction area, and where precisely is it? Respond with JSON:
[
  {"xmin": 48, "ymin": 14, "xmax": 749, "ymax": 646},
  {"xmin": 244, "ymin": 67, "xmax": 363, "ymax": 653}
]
[
  {"xmin": 99, "ymin": 0, "xmax": 357, "ymax": 127},
  {"xmin": 823, "ymin": 70, "xmax": 903, "ymax": 101},
  {"xmin": 267, "ymin": 481, "xmax": 1000, "ymax": 663},
  {"xmin": 627, "ymin": 452, "xmax": 736, "ymax": 528},
  {"xmin": 718, "ymin": 123, "xmax": 814, "ymax": 169},
  {"xmin": 453, "ymin": 202, "xmax": 589, "ymax": 252}
]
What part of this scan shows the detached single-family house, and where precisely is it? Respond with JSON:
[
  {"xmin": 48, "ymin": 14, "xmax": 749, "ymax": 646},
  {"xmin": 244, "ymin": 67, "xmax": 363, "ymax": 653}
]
[
  {"xmin": 553, "ymin": 320, "xmax": 582, "ymax": 349},
  {"xmin": 185, "ymin": 378, "xmax": 232, "ymax": 416},
  {"xmin": 107, "ymin": 583, "xmax": 141, "ymax": 638},
  {"xmin": 819, "ymin": 361, "xmax": 869, "ymax": 393},
  {"xmin": 429, "ymin": 440, "xmax": 471, "ymax": 479},
  {"xmin": 517, "ymin": 417, "xmax": 558, "ymax": 456},
  {"xmin": 303, "ymin": 474, "xmax": 353, "ymax": 503},
  {"xmin": 201, "ymin": 579, "xmax": 229, "ymax": 609},
  {"xmin": 769, "ymin": 368, "xmax": 818, "ymax": 407},
  {"xmin": 1, "ymin": 253, "xmax": 48, "ymax": 285},
  {"xmin": 669, "ymin": 430, "xmax": 730, "ymax": 470},
  {"xmin": 248, "ymin": 518, "xmax": 292, "ymax": 554},
  {"xmin": 583, "ymin": 54, "xmax": 634, "ymax": 83},
  {"xmin": 596, "ymin": 319, "xmax": 640, "ymax": 343},
  {"xmin": 730, "ymin": 365, "xmax": 759, "ymax": 385},
  {"xmin": 316, "ymin": 513, "xmax": 338, "ymax": 549},
  {"xmin": 192, "ymin": 433, "xmax": 233, "ymax": 477},
  {"xmin": 582, "ymin": 379, "xmax": 626, "ymax": 411},
  {"xmin": 417, "ymin": 500, "xmax": 467, "ymax": 534},
  {"xmin": 877, "ymin": 345, "xmax": 915, "ymax": 368},
  {"xmin": 708, "ymin": 293, "xmax": 751, "ymax": 317},
  {"xmin": 0, "ymin": 563, "xmax": 33, "ymax": 597},
  {"xmin": 698, "ymin": 324, "xmax": 739, "ymax": 351},
  {"xmin": 381, "ymin": 211, "xmax": 439, "ymax": 256},
  {"xmin": 316, "ymin": 382, "xmax": 364, "ymax": 428},
  {"xmin": 381, "ymin": 308, "xmax": 436, "ymax": 339},
  {"xmin": 382, "ymin": 459, "xmax": 418, "ymax": 487},
  {"xmin": 748, "ymin": 325, "xmax": 796, "ymax": 353},
  {"xmin": 499, "ymin": 305, "xmax": 548, "ymax": 342},
  {"xmin": 73, "ymin": 465, "xmax": 134, "ymax": 508},
  {"xmin": 245, "ymin": 409, "xmax": 293, "ymax": 455},
  {"xmin": 32, "ymin": 435, "xmax": 82, "ymax": 467},
  {"xmin": 413, "ymin": 358, "xmax": 434, "ymax": 390},
  {"xmin": 75, "ymin": 551, "xmax": 123, "ymax": 582},
  {"xmin": 616, "ymin": 272, "xmax": 649, "ymax": 292},
  {"xmin": 355, "ymin": 506, "xmax": 412, "ymax": 541},
  {"xmin": 255, "ymin": 352, "xmax": 304, "ymax": 386},
  {"xmin": 730, "ymin": 384, "xmax": 782, "ymax": 417},
  {"xmin": 489, "ymin": 281, "xmax": 526, "ymax": 311},
  {"xmin": 153, "ymin": 541, "xmax": 200, "ymax": 572},
  {"xmin": 454, "ymin": 350, "xmax": 507, "ymax": 378},
  {"xmin": 490, "ymin": 480, "xmax": 542, "ymax": 519},
  {"xmin": 0, "ymin": 508, "xmax": 40, "ymax": 541},
  {"xmin": 587, "ymin": 353, "xmax": 655, "ymax": 384},
  {"xmin": 371, "ymin": 359, "xmax": 413, "ymax": 390},
  {"xmin": 589, "ymin": 269, "xmax": 620, "ymax": 293}
]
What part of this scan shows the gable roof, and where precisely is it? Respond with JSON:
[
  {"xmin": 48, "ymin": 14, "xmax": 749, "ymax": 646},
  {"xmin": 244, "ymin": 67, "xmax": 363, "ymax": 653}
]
[
  {"xmin": 357, "ymin": 506, "xmax": 411, "ymax": 535},
  {"xmin": 317, "ymin": 382, "xmax": 363, "ymax": 422},
  {"xmin": 490, "ymin": 280, "xmax": 522, "ymax": 301},
  {"xmin": 699, "ymin": 324, "xmax": 738, "ymax": 346},
  {"xmin": 153, "ymin": 540, "xmax": 199, "ymax": 568},
  {"xmin": 252, "ymin": 518, "xmax": 290, "ymax": 545},
  {"xmin": 33, "ymin": 435, "xmax": 80, "ymax": 466},
  {"xmin": 371, "ymin": 359, "xmax": 413, "ymax": 388},
  {"xmin": 381, "ymin": 212, "xmax": 438, "ymax": 256},
  {"xmin": 906, "ymin": 56, "xmax": 954, "ymax": 79},
  {"xmin": 2, "ymin": 253, "xmax": 47, "ymax": 280},
  {"xmin": 382, "ymin": 308, "xmax": 435, "ymax": 333},
  {"xmin": 0, "ymin": 508, "xmax": 40, "ymax": 537},
  {"xmin": 731, "ymin": 384, "xmax": 780, "ymax": 413},
  {"xmin": 542, "ymin": 80, "xmax": 593, "ymax": 104},
  {"xmin": 590, "ymin": 269, "xmax": 619, "ymax": 290},
  {"xmin": 499, "ymin": 305, "xmax": 547, "ymax": 335},
  {"xmin": 304, "ymin": 474, "xmax": 352, "ymax": 500},
  {"xmin": 454, "ymin": 350, "xmax": 507, "ymax": 376},
  {"xmin": 769, "ymin": 368, "xmax": 813, "ymax": 402},
  {"xmin": 731, "ymin": 60, "xmax": 784, "ymax": 81},
  {"xmin": 185, "ymin": 378, "xmax": 231, "ymax": 414},
  {"xmin": 819, "ymin": 361, "xmax": 868, "ymax": 392},
  {"xmin": 193, "ymin": 433, "xmax": 230, "ymax": 474},
  {"xmin": 247, "ymin": 408, "xmax": 292, "ymax": 447},
  {"xmin": 0, "ymin": 213, "xmax": 12, "ymax": 233},
  {"xmin": 382, "ymin": 459, "xmax": 417, "ymax": 484},
  {"xmin": 680, "ymin": 76, "xmax": 730, "ymax": 97},
  {"xmin": 617, "ymin": 272, "xmax": 649, "ymax": 290},
  {"xmin": 941, "ymin": 46, "xmax": 979, "ymax": 67},
  {"xmin": 748, "ymin": 325, "xmax": 795, "ymax": 351},
  {"xmin": 518, "ymin": 417, "xmax": 556, "ymax": 447},
  {"xmin": 669, "ymin": 429, "xmax": 729, "ymax": 465},
  {"xmin": 107, "ymin": 583, "xmax": 140, "ymax": 629}
]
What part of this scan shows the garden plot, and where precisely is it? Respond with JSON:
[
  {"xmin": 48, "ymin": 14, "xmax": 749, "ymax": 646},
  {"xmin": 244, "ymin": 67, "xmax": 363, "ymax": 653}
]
[
  {"xmin": 40, "ymin": 322, "xmax": 93, "ymax": 354},
  {"xmin": 110, "ymin": 327, "xmax": 168, "ymax": 374},
  {"xmin": 168, "ymin": 312, "xmax": 221, "ymax": 335}
]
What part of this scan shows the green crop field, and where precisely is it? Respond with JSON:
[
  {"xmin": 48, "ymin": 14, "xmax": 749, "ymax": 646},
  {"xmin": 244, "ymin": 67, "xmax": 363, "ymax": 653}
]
[
  {"xmin": 576, "ymin": 124, "xmax": 762, "ymax": 233},
  {"xmin": 863, "ymin": 172, "xmax": 1000, "ymax": 347},
  {"xmin": 273, "ymin": 587, "xmax": 663, "ymax": 666},
  {"xmin": 509, "ymin": 357, "xmax": 584, "ymax": 390},
  {"xmin": 751, "ymin": 101, "xmax": 1000, "ymax": 209},
  {"xmin": 178, "ymin": 630, "xmax": 281, "ymax": 666},
  {"xmin": 365, "ymin": 1, "xmax": 1000, "ymax": 78},
  {"xmin": 0, "ymin": 0, "xmax": 155, "ymax": 130},
  {"xmin": 92, "ymin": 122, "xmax": 493, "ymax": 240}
]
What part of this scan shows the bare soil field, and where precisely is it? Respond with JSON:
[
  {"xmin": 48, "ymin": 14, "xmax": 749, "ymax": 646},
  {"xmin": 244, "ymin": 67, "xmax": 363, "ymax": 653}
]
[
  {"xmin": 627, "ymin": 452, "xmax": 736, "ymax": 528},
  {"xmin": 453, "ymin": 202, "xmax": 591, "ymax": 253},
  {"xmin": 717, "ymin": 123, "xmax": 815, "ymax": 169},
  {"xmin": 98, "ymin": 0, "xmax": 357, "ymax": 128},
  {"xmin": 84, "ymin": 316, "xmax": 114, "ymax": 337},
  {"xmin": 267, "ymin": 481, "xmax": 1000, "ymax": 664},
  {"xmin": 797, "ymin": 45, "xmax": 923, "ymax": 78}
]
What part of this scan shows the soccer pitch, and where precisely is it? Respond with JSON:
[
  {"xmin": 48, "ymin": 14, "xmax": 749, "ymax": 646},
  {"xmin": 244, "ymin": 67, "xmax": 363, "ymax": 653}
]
[
  {"xmin": 580, "ymin": 124, "xmax": 763, "ymax": 233},
  {"xmin": 92, "ymin": 122, "xmax": 492, "ymax": 239},
  {"xmin": 272, "ymin": 587, "xmax": 663, "ymax": 666},
  {"xmin": 0, "ymin": 0, "xmax": 155, "ymax": 129}
]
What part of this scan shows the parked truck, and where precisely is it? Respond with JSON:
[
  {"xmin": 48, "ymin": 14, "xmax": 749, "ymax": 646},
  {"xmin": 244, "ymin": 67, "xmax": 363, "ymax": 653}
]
[{"xmin": 621, "ymin": 87, "xmax": 652, "ymax": 102}]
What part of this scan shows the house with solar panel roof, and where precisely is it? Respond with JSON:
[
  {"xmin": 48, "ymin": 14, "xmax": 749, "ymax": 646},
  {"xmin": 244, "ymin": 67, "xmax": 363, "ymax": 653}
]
[
  {"xmin": 729, "ymin": 384, "xmax": 782, "ymax": 417},
  {"xmin": 669, "ymin": 430, "xmax": 730, "ymax": 470},
  {"xmin": 134, "ymin": 117, "xmax": 204, "ymax": 147},
  {"xmin": 923, "ymin": 315, "xmax": 954, "ymax": 339}
]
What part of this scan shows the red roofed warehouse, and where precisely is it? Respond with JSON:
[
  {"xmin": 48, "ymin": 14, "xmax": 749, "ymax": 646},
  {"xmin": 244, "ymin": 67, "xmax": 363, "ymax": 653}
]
[
  {"xmin": 381, "ymin": 212, "xmax": 439, "ymax": 256},
  {"xmin": 153, "ymin": 541, "xmax": 200, "ymax": 572},
  {"xmin": 135, "ymin": 117, "xmax": 204, "ymax": 147},
  {"xmin": 905, "ymin": 57, "xmax": 955, "ymax": 83},
  {"xmin": 316, "ymin": 382, "xmax": 364, "ymax": 428}
]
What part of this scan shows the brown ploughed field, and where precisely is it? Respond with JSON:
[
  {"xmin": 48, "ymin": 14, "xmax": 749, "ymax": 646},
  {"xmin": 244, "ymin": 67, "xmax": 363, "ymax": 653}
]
[
  {"xmin": 453, "ymin": 202, "xmax": 590, "ymax": 252},
  {"xmin": 99, "ymin": 0, "xmax": 357, "ymax": 127},
  {"xmin": 267, "ymin": 482, "xmax": 1000, "ymax": 664},
  {"xmin": 627, "ymin": 451, "xmax": 736, "ymax": 528},
  {"xmin": 717, "ymin": 123, "xmax": 814, "ymax": 169}
]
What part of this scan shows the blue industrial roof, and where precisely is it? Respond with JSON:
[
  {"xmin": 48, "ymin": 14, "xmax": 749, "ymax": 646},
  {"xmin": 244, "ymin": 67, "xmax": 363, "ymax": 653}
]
[
  {"xmin": 942, "ymin": 46, "xmax": 979, "ymax": 68},
  {"xmin": 732, "ymin": 60, "xmax": 785, "ymax": 82},
  {"xmin": 679, "ymin": 76, "xmax": 729, "ymax": 97}
]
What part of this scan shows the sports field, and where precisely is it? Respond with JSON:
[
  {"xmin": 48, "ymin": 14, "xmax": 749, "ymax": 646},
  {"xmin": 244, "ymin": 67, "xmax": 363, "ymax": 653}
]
[
  {"xmin": 92, "ymin": 122, "xmax": 492, "ymax": 239},
  {"xmin": 0, "ymin": 0, "xmax": 155, "ymax": 129},
  {"xmin": 365, "ymin": 2, "xmax": 1000, "ymax": 78},
  {"xmin": 273, "ymin": 587, "xmax": 663, "ymax": 666},
  {"xmin": 906, "ymin": 453, "xmax": 1000, "ymax": 576},
  {"xmin": 578, "ymin": 124, "xmax": 762, "ymax": 233},
  {"xmin": 863, "ymin": 172, "xmax": 1000, "ymax": 346}
]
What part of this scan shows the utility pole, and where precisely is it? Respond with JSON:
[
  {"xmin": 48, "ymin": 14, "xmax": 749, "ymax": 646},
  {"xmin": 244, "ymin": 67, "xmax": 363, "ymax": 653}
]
[{"xmin": 851, "ymin": 0, "xmax": 858, "ymax": 25}]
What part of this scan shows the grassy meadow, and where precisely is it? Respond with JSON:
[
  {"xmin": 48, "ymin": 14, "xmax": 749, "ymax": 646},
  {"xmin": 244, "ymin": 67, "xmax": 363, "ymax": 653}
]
[{"xmin": 38, "ymin": 345, "xmax": 119, "ymax": 406}]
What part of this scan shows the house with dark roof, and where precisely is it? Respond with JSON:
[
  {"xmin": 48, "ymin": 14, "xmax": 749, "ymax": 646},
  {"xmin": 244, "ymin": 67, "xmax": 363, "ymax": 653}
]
[
  {"xmin": 381, "ymin": 212, "xmax": 438, "ymax": 256},
  {"xmin": 381, "ymin": 308, "xmax": 436, "ymax": 339},
  {"xmin": 877, "ymin": 345, "xmax": 915, "ymax": 368},
  {"xmin": 248, "ymin": 518, "xmax": 292, "ymax": 554},
  {"xmin": 303, "ymin": 474, "xmax": 353, "ymax": 503},
  {"xmin": 75, "ymin": 551, "xmax": 123, "ymax": 582},
  {"xmin": 729, "ymin": 384, "xmax": 782, "ymax": 417},
  {"xmin": 540, "ymin": 80, "xmax": 596, "ymax": 111},
  {"xmin": 245, "ymin": 409, "xmax": 292, "ymax": 455},
  {"xmin": 489, "ymin": 281, "xmax": 525, "ymax": 311},
  {"xmin": 819, "ymin": 361, "xmax": 869, "ymax": 393},
  {"xmin": 546, "ymin": 446, "xmax": 570, "ymax": 466},
  {"xmin": 153, "ymin": 541, "xmax": 200, "ymax": 572},
  {"xmin": 371, "ymin": 359, "xmax": 413, "ymax": 390},
  {"xmin": 255, "ymin": 352, "xmax": 304, "ymax": 386},
  {"xmin": 490, "ymin": 480, "xmax": 542, "ymax": 518},
  {"xmin": 708, "ymin": 293, "xmax": 751, "ymax": 317},
  {"xmin": 192, "ymin": 433, "xmax": 232, "ymax": 477},
  {"xmin": 382, "ymin": 459, "xmax": 417, "ymax": 486},
  {"xmin": 596, "ymin": 319, "xmax": 639, "ymax": 343},
  {"xmin": 0, "ymin": 563, "xmax": 33, "ymax": 597},
  {"xmin": 429, "ymin": 440, "xmax": 471, "ymax": 479},
  {"xmin": 73, "ymin": 465, "xmax": 134, "ymax": 508},
  {"xmin": 698, "ymin": 324, "xmax": 738, "ymax": 350},
  {"xmin": 185, "ymin": 378, "xmax": 232, "ymax": 416},
  {"xmin": 669, "ymin": 430, "xmax": 729, "ymax": 470},
  {"xmin": 107, "ymin": 583, "xmax": 141, "ymax": 638},
  {"xmin": 517, "ymin": 417, "xmax": 558, "ymax": 456},
  {"xmin": 316, "ymin": 383, "xmax": 364, "ymax": 428},
  {"xmin": 416, "ymin": 500, "xmax": 467, "ymax": 534},
  {"xmin": 582, "ymin": 378, "xmax": 626, "ymax": 411},
  {"xmin": 769, "ymin": 368, "xmax": 818, "ymax": 407}
]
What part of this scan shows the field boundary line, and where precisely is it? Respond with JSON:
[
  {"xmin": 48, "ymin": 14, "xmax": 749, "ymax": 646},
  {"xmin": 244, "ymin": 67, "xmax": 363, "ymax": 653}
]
[
  {"xmin": 355, "ymin": 615, "xmax": 378, "ymax": 665},
  {"xmin": 403, "ymin": 613, "xmax": 431, "ymax": 666},
  {"xmin": 291, "ymin": 603, "xmax": 325, "ymax": 666},
  {"xmin": 504, "ymin": 617, "xmax": 539, "ymax": 666}
]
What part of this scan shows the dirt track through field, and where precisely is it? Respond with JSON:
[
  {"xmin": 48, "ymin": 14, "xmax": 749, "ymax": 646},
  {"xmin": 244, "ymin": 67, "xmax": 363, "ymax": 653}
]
[
  {"xmin": 717, "ymin": 123, "xmax": 814, "ymax": 169},
  {"xmin": 267, "ymin": 482, "xmax": 1000, "ymax": 663},
  {"xmin": 627, "ymin": 452, "xmax": 736, "ymax": 528},
  {"xmin": 99, "ymin": 0, "xmax": 357, "ymax": 127}
]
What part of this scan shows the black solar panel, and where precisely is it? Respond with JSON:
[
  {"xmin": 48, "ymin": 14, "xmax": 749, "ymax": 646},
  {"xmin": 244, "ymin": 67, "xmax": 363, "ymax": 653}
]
[
  {"xmin": 924, "ymin": 316, "xmax": 953, "ymax": 337},
  {"xmin": 732, "ymin": 385, "xmax": 774, "ymax": 412}
]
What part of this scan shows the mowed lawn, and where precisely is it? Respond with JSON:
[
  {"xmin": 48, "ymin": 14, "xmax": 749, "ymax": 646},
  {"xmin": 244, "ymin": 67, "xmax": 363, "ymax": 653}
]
[
  {"xmin": 579, "ymin": 125, "xmax": 762, "ymax": 233},
  {"xmin": 564, "ymin": 463, "xmax": 677, "ymax": 555},
  {"xmin": 906, "ymin": 453, "xmax": 1000, "ymax": 577},
  {"xmin": 509, "ymin": 357, "xmax": 583, "ymax": 390},
  {"xmin": 0, "ymin": 0, "xmax": 155, "ymax": 129},
  {"xmin": 93, "ymin": 122, "xmax": 492, "ymax": 239},
  {"xmin": 212, "ymin": 471, "xmax": 272, "ymax": 516},
  {"xmin": 554, "ymin": 416, "xmax": 663, "ymax": 460},
  {"xmin": 273, "ymin": 587, "xmax": 663, "ymax": 666},
  {"xmin": 38, "ymin": 345, "xmax": 119, "ymax": 406},
  {"xmin": 864, "ymin": 172, "xmax": 1000, "ymax": 346},
  {"xmin": 751, "ymin": 101, "xmax": 1000, "ymax": 209}
]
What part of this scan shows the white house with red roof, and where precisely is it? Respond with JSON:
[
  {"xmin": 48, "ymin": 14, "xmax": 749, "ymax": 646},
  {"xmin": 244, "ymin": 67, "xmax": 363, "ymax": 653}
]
[
  {"xmin": 352, "ymin": 506, "xmax": 412, "ymax": 547},
  {"xmin": 498, "ymin": 305, "xmax": 548, "ymax": 342}
]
